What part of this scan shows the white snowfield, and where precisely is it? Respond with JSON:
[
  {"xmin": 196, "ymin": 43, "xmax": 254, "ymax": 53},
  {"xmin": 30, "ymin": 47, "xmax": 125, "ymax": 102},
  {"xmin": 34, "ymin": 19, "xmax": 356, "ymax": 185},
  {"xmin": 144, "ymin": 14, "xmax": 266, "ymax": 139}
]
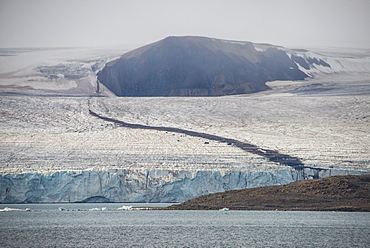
[{"xmin": 0, "ymin": 45, "xmax": 369, "ymax": 203}]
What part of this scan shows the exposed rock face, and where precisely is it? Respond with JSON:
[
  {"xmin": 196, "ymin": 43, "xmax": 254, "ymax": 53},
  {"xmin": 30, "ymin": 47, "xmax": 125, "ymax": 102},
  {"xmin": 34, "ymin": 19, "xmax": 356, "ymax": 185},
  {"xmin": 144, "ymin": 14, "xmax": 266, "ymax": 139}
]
[
  {"xmin": 97, "ymin": 36, "xmax": 308, "ymax": 96},
  {"xmin": 0, "ymin": 168, "xmax": 367, "ymax": 203}
]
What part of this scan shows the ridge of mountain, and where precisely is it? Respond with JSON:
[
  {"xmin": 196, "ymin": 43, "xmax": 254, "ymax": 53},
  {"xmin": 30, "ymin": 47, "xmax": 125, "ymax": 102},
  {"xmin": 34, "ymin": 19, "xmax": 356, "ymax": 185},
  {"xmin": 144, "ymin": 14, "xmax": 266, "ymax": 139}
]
[
  {"xmin": 165, "ymin": 174, "xmax": 370, "ymax": 211},
  {"xmin": 97, "ymin": 36, "xmax": 309, "ymax": 96}
]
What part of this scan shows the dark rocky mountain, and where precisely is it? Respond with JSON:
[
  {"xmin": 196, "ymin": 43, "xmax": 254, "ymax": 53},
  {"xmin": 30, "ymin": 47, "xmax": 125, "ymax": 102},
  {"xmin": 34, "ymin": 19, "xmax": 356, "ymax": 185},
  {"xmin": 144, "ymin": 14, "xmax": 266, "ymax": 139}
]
[
  {"xmin": 164, "ymin": 174, "xmax": 370, "ymax": 211},
  {"xmin": 98, "ymin": 36, "xmax": 309, "ymax": 96}
]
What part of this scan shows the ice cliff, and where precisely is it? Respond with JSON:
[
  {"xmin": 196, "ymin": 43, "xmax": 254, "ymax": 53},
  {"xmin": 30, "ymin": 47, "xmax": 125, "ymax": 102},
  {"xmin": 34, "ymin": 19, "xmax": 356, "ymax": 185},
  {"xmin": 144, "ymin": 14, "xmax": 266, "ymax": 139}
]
[{"xmin": 0, "ymin": 168, "xmax": 368, "ymax": 203}]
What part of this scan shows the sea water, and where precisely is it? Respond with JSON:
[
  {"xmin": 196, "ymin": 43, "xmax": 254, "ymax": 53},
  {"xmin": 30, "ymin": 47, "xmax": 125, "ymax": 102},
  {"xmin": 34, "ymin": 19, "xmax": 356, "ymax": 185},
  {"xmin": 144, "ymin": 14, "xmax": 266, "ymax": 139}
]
[{"xmin": 0, "ymin": 203, "xmax": 369, "ymax": 247}]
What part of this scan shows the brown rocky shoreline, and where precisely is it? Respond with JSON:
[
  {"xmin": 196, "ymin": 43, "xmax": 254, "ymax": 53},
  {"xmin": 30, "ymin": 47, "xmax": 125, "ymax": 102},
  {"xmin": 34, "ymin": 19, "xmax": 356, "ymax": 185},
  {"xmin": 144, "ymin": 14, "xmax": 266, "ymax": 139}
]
[{"xmin": 160, "ymin": 174, "xmax": 370, "ymax": 211}]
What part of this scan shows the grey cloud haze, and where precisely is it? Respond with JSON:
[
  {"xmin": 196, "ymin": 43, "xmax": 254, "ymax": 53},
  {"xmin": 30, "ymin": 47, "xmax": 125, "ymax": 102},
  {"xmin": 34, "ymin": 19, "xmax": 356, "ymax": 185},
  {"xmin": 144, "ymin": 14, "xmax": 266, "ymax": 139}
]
[{"xmin": 0, "ymin": 0, "xmax": 369, "ymax": 49}]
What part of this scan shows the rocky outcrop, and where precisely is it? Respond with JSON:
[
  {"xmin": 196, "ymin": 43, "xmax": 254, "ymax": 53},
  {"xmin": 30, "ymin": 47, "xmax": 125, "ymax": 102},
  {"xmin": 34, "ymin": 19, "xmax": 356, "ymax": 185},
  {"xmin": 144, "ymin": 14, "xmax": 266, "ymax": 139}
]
[
  {"xmin": 0, "ymin": 168, "xmax": 367, "ymax": 203},
  {"xmin": 166, "ymin": 174, "xmax": 370, "ymax": 211},
  {"xmin": 97, "ymin": 36, "xmax": 309, "ymax": 96}
]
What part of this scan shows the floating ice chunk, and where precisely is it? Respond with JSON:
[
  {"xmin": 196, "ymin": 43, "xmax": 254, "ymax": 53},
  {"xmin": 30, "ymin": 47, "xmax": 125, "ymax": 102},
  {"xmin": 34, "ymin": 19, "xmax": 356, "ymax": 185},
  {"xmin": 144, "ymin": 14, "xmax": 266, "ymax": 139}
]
[
  {"xmin": 219, "ymin": 208, "xmax": 229, "ymax": 211},
  {"xmin": 117, "ymin": 205, "xmax": 133, "ymax": 211},
  {"xmin": 88, "ymin": 208, "xmax": 101, "ymax": 211},
  {"xmin": 0, "ymin": 207, "xmax": 30, "ymax": 211}
]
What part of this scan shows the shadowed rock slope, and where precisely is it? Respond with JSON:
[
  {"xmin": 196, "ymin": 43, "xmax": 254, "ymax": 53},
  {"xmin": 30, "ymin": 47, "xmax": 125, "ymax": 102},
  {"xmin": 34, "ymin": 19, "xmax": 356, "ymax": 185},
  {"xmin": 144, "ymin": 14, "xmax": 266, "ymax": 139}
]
[
  {"xmin": 166, "ymin": 174, "xmax": 370, "ymax": 211},
  {"xmin": 98, "ymin": 36, "xmax": 308, "ymax": 96}
]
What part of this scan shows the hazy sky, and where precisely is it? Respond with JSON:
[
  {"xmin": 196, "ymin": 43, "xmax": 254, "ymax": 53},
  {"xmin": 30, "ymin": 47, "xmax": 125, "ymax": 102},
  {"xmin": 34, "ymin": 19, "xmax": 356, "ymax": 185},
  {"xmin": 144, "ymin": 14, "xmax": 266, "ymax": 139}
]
[{"xmin": 0, "ymin": 0, "xmax": 369, "ymax": 49}]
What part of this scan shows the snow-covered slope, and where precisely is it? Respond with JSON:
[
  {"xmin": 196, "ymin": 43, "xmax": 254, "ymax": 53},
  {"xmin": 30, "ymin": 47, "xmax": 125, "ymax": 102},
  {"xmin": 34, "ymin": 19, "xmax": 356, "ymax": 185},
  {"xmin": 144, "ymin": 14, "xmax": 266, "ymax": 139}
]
[
  {"xmin": 288, "ymin": 49, "xmax": 370, "ymax": 77},
  {"xmin": 0, "ymin": 47, "xmax": 131, "ymax": 96}
]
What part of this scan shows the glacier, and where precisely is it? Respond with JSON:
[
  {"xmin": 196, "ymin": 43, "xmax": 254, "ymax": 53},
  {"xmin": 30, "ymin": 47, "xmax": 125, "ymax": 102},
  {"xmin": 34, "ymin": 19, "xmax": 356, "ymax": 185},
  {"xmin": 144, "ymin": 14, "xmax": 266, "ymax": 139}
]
[{"xmin": 1, "ymin": 41, "xmax": 369, "ymax": 204}]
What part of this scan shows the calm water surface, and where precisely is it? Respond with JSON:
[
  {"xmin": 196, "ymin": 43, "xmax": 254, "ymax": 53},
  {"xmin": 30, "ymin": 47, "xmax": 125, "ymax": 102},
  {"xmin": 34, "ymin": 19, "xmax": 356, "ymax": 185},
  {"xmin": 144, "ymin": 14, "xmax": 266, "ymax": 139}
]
[{"xmin": 0, "ymin": 203, "xmax": 369, "ymax": 247}]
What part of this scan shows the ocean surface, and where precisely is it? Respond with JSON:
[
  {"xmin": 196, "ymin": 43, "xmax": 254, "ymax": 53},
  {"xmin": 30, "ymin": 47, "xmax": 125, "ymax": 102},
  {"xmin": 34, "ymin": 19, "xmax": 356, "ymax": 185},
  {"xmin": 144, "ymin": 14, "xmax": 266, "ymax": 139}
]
[{"xmin": 0, "ymin": 203, "xmax": 369, "ymax": 247}]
